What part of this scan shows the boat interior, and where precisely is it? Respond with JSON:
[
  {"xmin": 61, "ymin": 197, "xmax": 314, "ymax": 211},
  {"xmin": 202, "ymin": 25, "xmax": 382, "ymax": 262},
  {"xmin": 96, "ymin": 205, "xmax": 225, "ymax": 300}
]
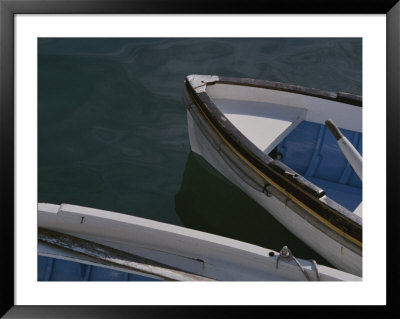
[
  {"xmin": 273, "ymin": 120, "xmax": 362, "ymax": 214},
  {"xmin": 205, "ymin": 83, "xmax": 362, "ymax": 215},
  {"xmin": 38, "ymin": 255, "xmax": 161, "ymax": 281}
]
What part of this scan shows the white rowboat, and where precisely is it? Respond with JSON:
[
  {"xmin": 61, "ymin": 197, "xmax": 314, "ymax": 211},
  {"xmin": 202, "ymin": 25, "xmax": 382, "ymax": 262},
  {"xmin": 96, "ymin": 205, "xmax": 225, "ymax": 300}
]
[
  {"xmin": 38, "ymin": 203, "xmax": 360, "ymax": 281},
  {"xmin": 184, "ymin": 75, "xmax": 362, "ymax": 276}
]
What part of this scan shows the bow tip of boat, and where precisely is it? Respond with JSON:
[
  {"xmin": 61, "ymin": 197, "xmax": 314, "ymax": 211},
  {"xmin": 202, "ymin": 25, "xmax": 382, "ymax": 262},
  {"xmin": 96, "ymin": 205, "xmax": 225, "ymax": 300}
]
[{"xmin": 185, "ymin": 74, "xmax": 220, "ymax": 89}]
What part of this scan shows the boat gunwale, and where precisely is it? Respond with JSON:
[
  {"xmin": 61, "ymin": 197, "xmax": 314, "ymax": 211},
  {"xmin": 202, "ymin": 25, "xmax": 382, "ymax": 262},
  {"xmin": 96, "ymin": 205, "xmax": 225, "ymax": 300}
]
[{"xmin": 184, "ymin": 75, "xmax": 362, "ymax": 244}]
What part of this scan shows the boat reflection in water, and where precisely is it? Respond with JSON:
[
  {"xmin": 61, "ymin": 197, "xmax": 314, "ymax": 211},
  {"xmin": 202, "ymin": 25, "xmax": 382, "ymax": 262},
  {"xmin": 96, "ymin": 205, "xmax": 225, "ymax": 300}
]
[{"xmin": 175, "ymin": 151, "xmax": 331, "ymax": 266}]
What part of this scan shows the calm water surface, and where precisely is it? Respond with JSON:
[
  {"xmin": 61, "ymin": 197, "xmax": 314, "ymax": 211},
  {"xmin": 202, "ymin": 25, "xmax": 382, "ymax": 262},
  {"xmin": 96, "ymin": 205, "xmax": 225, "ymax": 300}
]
[{"xmin": 38, "ymin": 38, "xmax": 361, "ymax": 265}]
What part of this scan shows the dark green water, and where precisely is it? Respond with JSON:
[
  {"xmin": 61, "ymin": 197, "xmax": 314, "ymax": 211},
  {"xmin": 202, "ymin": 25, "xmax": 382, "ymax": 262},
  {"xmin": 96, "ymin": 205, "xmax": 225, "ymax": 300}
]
[{"xmin": 38, "ymin": 38, "xmax": 361, "ymax": 264}]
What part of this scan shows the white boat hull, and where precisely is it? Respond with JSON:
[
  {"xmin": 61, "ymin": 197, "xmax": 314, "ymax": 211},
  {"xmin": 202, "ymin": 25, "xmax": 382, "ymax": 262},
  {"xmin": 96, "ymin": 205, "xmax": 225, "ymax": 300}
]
[{"xmin": 38, "ymin": 203, "xmax": 360, "ymax": 281}]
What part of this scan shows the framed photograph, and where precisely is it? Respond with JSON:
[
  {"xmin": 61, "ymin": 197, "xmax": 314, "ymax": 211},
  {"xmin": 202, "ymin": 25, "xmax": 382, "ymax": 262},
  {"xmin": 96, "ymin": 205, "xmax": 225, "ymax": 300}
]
[{"xmin": 1, "ymin": 0, "xmax": 398, "ymax": 317}]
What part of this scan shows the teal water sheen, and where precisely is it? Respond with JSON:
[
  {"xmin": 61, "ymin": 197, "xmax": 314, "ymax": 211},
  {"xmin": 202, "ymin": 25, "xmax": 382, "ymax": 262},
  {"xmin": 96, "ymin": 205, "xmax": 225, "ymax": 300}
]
[{"xmin": 38, "ymin": 38, "xmax": 361, "ymax": 265}]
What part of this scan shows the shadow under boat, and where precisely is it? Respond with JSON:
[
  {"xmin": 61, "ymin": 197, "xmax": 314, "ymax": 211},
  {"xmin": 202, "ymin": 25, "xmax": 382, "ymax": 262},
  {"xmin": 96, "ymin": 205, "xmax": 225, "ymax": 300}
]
[{"xmin": 175, "ymin": 151, "xmax": 332, "ymax": 267}]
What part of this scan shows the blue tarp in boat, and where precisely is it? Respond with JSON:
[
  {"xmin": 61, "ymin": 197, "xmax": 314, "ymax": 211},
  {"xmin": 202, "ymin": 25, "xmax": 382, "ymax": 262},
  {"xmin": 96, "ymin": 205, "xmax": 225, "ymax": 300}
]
[
  {"xmin": 275, "ymin": 120, "xmax": 362, "ymax": 212},
  {"xmin": 38, "ymin": 256, "xmax": 162, "ymax": 281}
]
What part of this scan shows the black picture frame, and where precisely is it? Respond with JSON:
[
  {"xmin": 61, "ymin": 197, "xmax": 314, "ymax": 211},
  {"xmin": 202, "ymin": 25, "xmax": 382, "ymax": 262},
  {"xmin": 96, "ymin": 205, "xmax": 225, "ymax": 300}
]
[{"xmin": 1, "ymin": 0, "xmax": 399, "ymax": 317}]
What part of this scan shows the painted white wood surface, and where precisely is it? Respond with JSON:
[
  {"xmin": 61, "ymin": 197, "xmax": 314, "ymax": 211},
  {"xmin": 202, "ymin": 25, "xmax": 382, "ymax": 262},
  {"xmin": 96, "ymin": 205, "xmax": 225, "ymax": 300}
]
[
  {"xmin": 214, "ymin": 99, "xmax": 306, "ymax": 153},
  {"xmin": 38, "ymin": 202, "xmax": 360, "ymax": 281},
  {"xmin": 206, "ymin": 83, "xmax": 362, "ymax": 132}
]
